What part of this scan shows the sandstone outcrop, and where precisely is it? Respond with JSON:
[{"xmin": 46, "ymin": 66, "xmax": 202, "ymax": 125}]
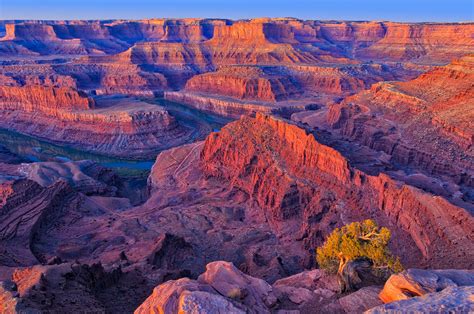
[
  {"xmin": 367, "ymin": 286, "xmax": 474, "ymax": 314},
  {"xmin": 0, "ymin": 85, "xmax": 93, "ymax": 113},
  {"xmin": 135, "ymin": 261, "xmax": 276, "ymax": 313},
  {"xmin": 2, "ymin": 19, "xmax": 472, "ymax": 64},
  {"xmin": 325, "ymin": 55, "xmax": 474, "ymax": 188},
  {"xmin": 135, "ymin": 261, "xmax": 387, "ymax": 313},
  {"xmin": 378, "ymin": 269, "xmax": 474, "ymax": 303},
  {"xmin": 200, "ymin": 114, "xmax": 474, "ymax": 269},
  {"xmin": 0, "ymin": 262, "xmax": 150, "ymax": 313},
  {"xmin": 184, "ymin": 66, "xmax": 301, "ymax": 102},
  {"xmin": 134, "ymin": 277, "xmax": 245, "ymax": 314},
  {"xmin": 0, "ymin": 91, "xmax": 193, "ymax": 157}
]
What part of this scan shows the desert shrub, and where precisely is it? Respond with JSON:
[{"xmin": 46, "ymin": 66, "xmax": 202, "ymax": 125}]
[{"xmin": 316, "ymin": 219, "xmax": 403, "ymax": 276}]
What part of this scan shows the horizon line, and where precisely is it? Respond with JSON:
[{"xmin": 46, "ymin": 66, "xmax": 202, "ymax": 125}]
[{"xmin": 1, "ymin": 17, "xmax": 473, "ymax": 24}]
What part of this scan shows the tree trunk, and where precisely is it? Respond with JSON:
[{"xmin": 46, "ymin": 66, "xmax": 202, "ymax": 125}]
[{"xmin": 337, "ymin": 256, "xmax": 373, "ymax": 293}]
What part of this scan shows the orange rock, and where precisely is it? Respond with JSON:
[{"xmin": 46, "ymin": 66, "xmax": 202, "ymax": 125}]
[
  {"xmin": 378, "ymin": 269, "xmax": 474, "ymax": 303},
  {"xmin": 184, "ymin": 66, "xmax": 300, "ymax": 102},
  {"xmin": 201, "ymin": 114, "xmax": 474, "ymax": 268},
  {"xmin": 0, "ymin": 85, "xmax": 93, "ymax": 113},
  {"xmin": 2, "ymin": 19, "xmax": 473, "ymax": 63},
  {"xmin": 327, "ymin": 54, "xmax": 474, "ymax": 184}
]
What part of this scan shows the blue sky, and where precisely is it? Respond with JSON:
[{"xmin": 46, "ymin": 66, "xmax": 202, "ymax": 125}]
[{"xmin": 0, "ymin": 0, "xmax": 472, "ymax": 22}]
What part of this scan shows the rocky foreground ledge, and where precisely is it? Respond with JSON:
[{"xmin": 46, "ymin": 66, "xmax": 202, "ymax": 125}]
[
  {"xmin": 2, "ymin": 260, "xmax": 472, "ymax": 313},
  {"xmin": 136, "ymin": 261, "xmax": 474, "ymax": 313}
]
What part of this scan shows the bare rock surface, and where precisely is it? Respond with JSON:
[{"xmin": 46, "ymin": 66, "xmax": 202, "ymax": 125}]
[
  {"xmin": 0, "ymin": 262, "xmax": 156, "ymax": 313},
  {"xmin": 135, "ymin": 261, "xmax": 271, "ymax": 314},
  {"xmin": 367, "ymin": 286, "xmax": 474, "ymax": 314},
  {"xmin": 135, "ymin": 261, "xmax": 383, "ymax": 314},
  {"xmin": 324, "ymin": 55, "xmax": 474, "ymax": 187},
  {"xmin": 337, "ymin": 286, "xmax": 383, "ymax": 313},
  {"xmin": 379, "ymin": 269, "xmax": 474, "ymax": 303},
  {"xmin": 2, "ymin": 19, "xmax": 473, "ymax": 63}
]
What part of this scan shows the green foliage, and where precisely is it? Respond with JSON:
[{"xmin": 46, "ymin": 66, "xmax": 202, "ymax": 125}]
[{"xmin": 316, "ymin": 219, "xmax": 403, "ymax": 275}]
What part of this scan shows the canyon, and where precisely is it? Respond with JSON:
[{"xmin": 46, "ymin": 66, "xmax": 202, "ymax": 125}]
[{"xmin": 0, "ymin": 18, "xmax": 473, "ymax": 313}]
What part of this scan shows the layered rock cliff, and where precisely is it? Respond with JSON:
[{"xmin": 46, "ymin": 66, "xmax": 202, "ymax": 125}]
[
  {"xmin": 0, "ymin": 96, "xmax": 192, "ymax": 157},
  {"xmin": 0, "ymin": 75, "xmax": 192, "ymax": 157},
  {"xmin": 2, "ymin": 19, "xmax": 472, "ymax": 64},
  {"xmin": 201, "ymin": 114, "xmax": 474, "ymax": 269},
  {"xmin": 164, "ymin": 91, "xmax": 277, "ymax": 117},
  {"xmin": 326, "ymin": 55, "xmax": 474, "ymax": 187},
  {"xmin": 0, "ymin": 85, "xmax": 94, "ymax": 114},
  {"xmin": 0, "ymin": 179, "xmax": 75, "ymax": 266},
  {"xmin": 184, "ymin": 66, "xmax": 301, "ymax": 102},
  {"xmin": 1, "ymin": 16, "xmax": 473, "ymax": 314},
  {"xmin": 164, "ymin": 62, "xmax": 421, "ymax": 117}
]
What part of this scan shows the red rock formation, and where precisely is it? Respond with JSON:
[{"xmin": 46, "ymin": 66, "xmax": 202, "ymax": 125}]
[
  {"xmin": 0, "ymin": 83, "xmax": 192, "ymax": 157},
  {"xmin": 378, "ymin": 269, "xmax": 474, "ymax": 303},
  {"xmin": 326, "ymin": 55, "xmax": 474, "ymax": 185},
  {"xmin": 0, "ymin": 179, "xmax": 74, "ymax": 266},
  {"xmin": 287, "ymin": 63, "xmax": 420, "ymax": 95},
  {"xmin": 165, "ymin": 63, "xmax": 421, "ymax": 117},
  {"xmin": 368, "ymin": 269, "xmax": 474, "ymax": 313},
  {"xmin": 201, "ymin": 114, "xmax": 474, "ymax": 268},
  {"xmin": 0, "ymin": 85, "xmax": 93, "ymax": 113},
  {"xmin": 397, "ymin": 54, "xmax": 474, "ymax": 144},
  {"xmin": 1, "ymin": 111, "xmax": 472, "ymax": 313},
  {"xmin": 368, "ymin": 286, "xmax": 474, "ymax": 313},
  {"xmin": 96, "ymin": 65, "xmax": 168, "ymax": 95},
  {"xmin": 135, "ymin": 261, "xmax": 382, "ymax": 313},
  {"xmin": 2, "ymin": 19, "xmax": 473, "ymax": 64},
  {"xmin": 1, "ymin": 17, "xmax": 474, "ymax": 314},
  {"xmin": 164, "ymin": 91, "xmax": 278, "ymax": 117},
  {"xmin": 0, "ymin": 98, "xmax": 191, "ymax": 158},
  {"xmin": 357, "ymin": 22, "xmax": 474, "ymax": 62},
  {"xmin": 0, "ymin": 64, "xmax": 78, "ymax": 88},
  {"xmin": 184, "ymin": 66, "xmax": 300, "ymax": 102}
]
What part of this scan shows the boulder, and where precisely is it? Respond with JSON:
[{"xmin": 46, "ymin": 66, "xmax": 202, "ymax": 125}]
[
  {"xmin": 135, "ymin": 261, "xmax": 277, "ymax": 314},
  {"xmin": 367, "ymin": 286, "xmax": 474, "ymax": 314},
  {"xmin": 379, "ymin": 269, "xmax": 474, "ymax": 303},
  {"xmin": 134, "ymin": 277, "xmax": 244, "ymax": 314},
  {"xmin": 338, "ymin": 286, "xmax": 383, "ymax": 313},
  {"xmin": 198, "ymin": 261, "xmax": 277, "ymax": 312}
]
